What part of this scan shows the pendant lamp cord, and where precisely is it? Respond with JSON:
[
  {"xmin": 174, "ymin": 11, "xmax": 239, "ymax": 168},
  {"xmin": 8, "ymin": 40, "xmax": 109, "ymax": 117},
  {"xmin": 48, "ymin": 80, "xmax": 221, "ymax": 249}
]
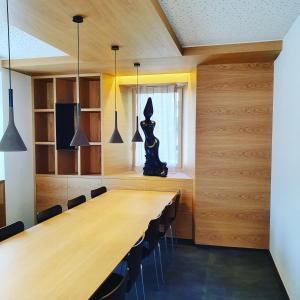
[
  {"xmin": 114, "ymin": 49, "xmax": 117, "ymax": 111},
  {"xmin": 136, "ymin": 64, "xmax": 139, "ymax": 105},
  {"xmin": 6, "ymin": 0, "xmax": 11, "ymax": 91},
  {"xmin": 77, "ymin": 22, "xmax": 79, "ymax": 84}
]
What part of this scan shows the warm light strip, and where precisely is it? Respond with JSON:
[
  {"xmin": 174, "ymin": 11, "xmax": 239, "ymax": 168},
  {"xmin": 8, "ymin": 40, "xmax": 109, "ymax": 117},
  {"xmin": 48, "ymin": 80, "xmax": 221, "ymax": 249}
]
[{"xmin": 118, "ymin": 73, "xmax": 190, "ymax": 86}]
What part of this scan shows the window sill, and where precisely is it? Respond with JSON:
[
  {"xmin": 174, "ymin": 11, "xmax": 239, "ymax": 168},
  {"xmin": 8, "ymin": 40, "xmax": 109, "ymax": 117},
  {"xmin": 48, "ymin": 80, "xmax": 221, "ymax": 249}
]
[{"xmin": 104, "ymin": 171, "xmax": 193, "ymax": 181}]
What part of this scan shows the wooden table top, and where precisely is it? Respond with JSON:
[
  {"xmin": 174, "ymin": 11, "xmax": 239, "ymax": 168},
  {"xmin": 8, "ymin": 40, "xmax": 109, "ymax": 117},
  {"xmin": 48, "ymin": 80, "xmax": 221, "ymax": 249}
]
[{"xmin": 0, "ymin": 189, "xmax": 176, "ymax": 300}]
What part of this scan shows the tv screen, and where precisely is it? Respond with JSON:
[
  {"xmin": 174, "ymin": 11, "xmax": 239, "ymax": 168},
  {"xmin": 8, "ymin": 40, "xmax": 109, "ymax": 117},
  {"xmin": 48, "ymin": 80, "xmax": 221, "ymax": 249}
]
[{"xmin": 55, "ymin": 103, "xmax": 76, "ymax": 150}]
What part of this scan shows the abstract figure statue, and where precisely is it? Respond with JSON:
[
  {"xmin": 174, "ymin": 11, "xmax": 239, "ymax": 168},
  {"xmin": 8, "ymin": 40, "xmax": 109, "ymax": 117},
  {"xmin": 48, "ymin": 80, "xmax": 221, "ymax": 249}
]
[{"xmin": 140, "ymin": 98, "xmax": 168, "ymax": 177}]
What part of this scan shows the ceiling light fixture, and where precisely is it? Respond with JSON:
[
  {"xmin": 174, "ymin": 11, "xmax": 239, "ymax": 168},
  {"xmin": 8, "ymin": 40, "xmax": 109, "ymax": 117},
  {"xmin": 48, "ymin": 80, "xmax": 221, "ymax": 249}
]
[
  {"xmin": 109, "ymin": 45, "xmax": 123, "ymax": 144},
  {"xmin": 0, "ymin": 0, "xmax": 27, "ymax": 152},
  {"xmin": 131, "ymin": 62, "xmax": 143, "ymax": 143},
  {"xmin": 70, "ymin": 15, "xmax": 90, "ymax": 147}
]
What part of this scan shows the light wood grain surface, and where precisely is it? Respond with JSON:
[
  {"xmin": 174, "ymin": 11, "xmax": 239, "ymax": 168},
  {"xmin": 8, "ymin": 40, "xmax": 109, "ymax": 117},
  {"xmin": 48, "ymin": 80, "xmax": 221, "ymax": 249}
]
[
  {"xmin": 0, "ymin": 190, "xmax": 176, "ymax": 300},
  {"xmin": 195, "ymin": 63, "xmax": 273, "ymax": 249}
]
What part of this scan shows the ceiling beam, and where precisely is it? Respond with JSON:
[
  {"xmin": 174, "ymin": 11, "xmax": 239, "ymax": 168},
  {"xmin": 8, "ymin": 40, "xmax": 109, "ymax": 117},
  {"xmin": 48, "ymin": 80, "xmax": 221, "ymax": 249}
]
[
  {"xmin": 183, "ymin": 40, "xmax": 282, "ymax": 56},
  {"xmin": 1, "ymin": 40, "xmax": 282, "ymax": 76}
]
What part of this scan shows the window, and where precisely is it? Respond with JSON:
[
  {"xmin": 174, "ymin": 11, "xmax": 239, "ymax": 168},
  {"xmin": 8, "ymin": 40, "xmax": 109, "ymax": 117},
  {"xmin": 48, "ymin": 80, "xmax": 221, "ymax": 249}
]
[{"xmin": 134, "ymin": 85, "xmax": 182, "ymax": 170}]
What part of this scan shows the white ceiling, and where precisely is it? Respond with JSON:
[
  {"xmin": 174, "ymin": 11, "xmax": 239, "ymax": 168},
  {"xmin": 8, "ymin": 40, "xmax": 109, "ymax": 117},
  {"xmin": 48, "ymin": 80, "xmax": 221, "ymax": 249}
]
[
  {"xmin": 0, "ymin": 22, "xmax": 67, "ymax": 59},
  {"xmin": 159, "ymin": 0, "xmax": 300, "ymax": 47}
]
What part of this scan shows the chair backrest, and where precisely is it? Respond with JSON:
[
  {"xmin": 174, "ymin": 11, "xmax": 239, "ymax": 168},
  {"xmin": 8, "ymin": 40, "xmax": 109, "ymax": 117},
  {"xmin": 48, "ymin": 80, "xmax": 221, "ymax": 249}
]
[
  {"xmin": 36, "ymin": 205, "xmax": 62, "ymax": 224},
  {"xmin": 91, "ymin": 186, "xmax": 107, "ymax": 199},
  {"xmin": 67, "ymin": 195, "xmax": 86, "ymax": 210},
  {"xmin": 145, "ymin": 215, "xmax": 161, "ymax": 251},
  {"xmin": 160, "ymin": 202, "xmax": 173, "ymax": 232},
  {"xmin": 0, "ymin": 221, "xmax": 24, "ymax": 242},
  {"xmin": 126, "ymin": 234, "xmax": 145, "ymax": 291},
  {"xmin": 90, "ymin": 269, "xmax": 129, "ymax": 300},
  {"xmin": 101, "ymin": 270, "xmax": 128, "ymax": 300},
  {"xmin": 170, "ymin": 192, "xmax": 180, "ymax": 222}
]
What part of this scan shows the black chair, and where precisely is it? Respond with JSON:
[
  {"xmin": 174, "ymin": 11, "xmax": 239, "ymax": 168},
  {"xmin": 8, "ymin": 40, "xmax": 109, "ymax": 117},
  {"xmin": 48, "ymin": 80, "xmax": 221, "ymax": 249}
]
[
  {"xmin": 91, "ymin": 186, "xmax": 107, "ymax": 199},
  {"xmin": 159, "ymin": 202, "xmax": 174, "ymax": 254},
  {"xmin": 67, "ymin": 195, "xmax": 86, "ymax": 210},
  {"xmin": 36, "ymin": 205, "xmax": 62, "ymax": 224},
  {"xmin": 0, "ymin": 221, "xmax": 24, "ymax": 242},
  {"xmin": 89, "ymin": 269, "xmax": 129, "ymax": 300},
  {"xmin": 142, "ymin": 214, "xmax": 164, "ymax": 288},
  {"xmin": 169, "ymin": 192, "xmax": 180, "ymax": 246},
  {"xmin": 124, "ymin": 234, "xmax": 145, "ymax": 300}
]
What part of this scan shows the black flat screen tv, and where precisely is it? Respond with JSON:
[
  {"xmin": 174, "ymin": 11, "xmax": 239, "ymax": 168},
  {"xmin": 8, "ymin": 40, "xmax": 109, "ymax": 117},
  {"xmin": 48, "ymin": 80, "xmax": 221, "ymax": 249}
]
[{"xmin": 55, "ymin": 103, "xmax": 76, "ymax": 150}]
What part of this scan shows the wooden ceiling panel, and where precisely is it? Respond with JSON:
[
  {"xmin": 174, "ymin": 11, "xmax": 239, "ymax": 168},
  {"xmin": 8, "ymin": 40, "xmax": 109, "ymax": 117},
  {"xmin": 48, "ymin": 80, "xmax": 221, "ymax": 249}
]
[{"xmin": 0, "ymin": 0, "xmax": 182, "ymax": 61}]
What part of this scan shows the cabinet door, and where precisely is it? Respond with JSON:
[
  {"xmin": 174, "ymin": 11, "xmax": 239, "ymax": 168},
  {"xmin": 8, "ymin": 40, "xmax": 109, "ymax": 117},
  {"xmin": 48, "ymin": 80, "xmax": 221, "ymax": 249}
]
[{"xmin": 36, "ymin": 176, "xmax": 68, "ymax": 212}]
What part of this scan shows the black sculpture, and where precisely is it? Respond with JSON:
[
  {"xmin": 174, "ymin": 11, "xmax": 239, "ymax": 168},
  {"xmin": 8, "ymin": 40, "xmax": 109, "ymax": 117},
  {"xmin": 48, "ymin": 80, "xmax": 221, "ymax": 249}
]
[{"xmin": 140, "ymin": 98, "xmax": 168, "ymax": 177}]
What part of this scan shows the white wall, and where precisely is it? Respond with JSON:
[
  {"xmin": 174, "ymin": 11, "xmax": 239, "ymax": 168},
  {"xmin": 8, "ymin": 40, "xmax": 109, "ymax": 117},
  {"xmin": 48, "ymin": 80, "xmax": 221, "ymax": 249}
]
[
  {"xmin": 0, "ymin": 68, "xmax": 34, "ymax": 228},
  {"xmin": 0, "ymin": 71, "xmax": 4, "ymax": 180},
  {"xmin": 270, "ymin": 15, "xmax": 300, "ymax": 300}
]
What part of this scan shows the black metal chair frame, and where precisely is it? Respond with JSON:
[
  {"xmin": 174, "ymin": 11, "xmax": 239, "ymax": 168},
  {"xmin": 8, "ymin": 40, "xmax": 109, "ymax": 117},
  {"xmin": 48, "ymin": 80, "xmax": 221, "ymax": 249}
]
[
  {"xmin": 91, "ymin": 186, "xmax": 107, "ymax": 199},
  {"xmin": 0, "ymin": 221, "xmax": 24, "ymax": 242},
  {"xmin": 36, "ymin": 205, "xmax": 62, "ymax": 224},
  {"xmin": 67, "ymin": 195, "xmax": 86, "ymax": 210}
]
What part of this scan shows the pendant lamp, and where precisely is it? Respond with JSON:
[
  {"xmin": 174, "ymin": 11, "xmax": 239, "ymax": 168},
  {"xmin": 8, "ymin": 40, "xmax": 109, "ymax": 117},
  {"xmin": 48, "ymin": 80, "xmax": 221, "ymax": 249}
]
[
  {"xmin": 131, "ymin": 62, "xmax": 143, "ymax": 143},
  {"xmin": 109, "ymin": 45, "xmax": 123, "ymax": 143},
  {"xmin": 70, "ymin": 15, "xmax": 90, "ymax": 147},
  {"xmin": 0, "ymin": 0, "xmax": 27, "ymax": 152}
]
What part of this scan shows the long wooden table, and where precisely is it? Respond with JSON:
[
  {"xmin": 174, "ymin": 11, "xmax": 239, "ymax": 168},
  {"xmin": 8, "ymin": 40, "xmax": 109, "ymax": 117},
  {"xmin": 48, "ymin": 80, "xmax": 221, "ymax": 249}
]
[{"xmin": 0, "ymin": 189, "xmax": 176, "ymax": 300}]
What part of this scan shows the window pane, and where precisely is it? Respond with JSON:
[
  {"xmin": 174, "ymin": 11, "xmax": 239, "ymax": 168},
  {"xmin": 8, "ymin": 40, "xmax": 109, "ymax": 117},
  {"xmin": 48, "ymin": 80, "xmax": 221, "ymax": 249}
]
[{"xmin": 135, "ymin": 85, "xmax": 179, "ymax": 168}]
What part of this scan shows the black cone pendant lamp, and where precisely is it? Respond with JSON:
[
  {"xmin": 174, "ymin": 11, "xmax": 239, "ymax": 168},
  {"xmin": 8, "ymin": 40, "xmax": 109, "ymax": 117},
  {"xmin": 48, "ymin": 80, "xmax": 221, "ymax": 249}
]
[
  {"xmin": 0, "ymin": 0, "xmax": 27, "ymax": 152},
  {"xmin": 132, "ymin": 62, "xmax": 143, "ymax": 143},
  {"xmin": 70, "ymin": 15, "xmax": 89, "ymax": 147},
  {"xmin": 109, "ymin": 45, "xmax": 123, "ymax": 144}
]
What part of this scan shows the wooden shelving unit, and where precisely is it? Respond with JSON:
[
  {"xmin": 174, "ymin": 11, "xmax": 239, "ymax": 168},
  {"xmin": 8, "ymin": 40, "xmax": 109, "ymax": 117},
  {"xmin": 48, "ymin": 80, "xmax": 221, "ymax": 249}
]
[
  {"xmin": 33, "ymin": 74, "xmax": 102, "ymax": 176},
  {"xmin": 80, "ymin": 145, "xmax": 102, "ymax": 175},
  {"xmin": 34, "ymin": 112, "xmax": 54, "ymax": 142},
  {"xmin": 35, "ymin": 145, "xmax": 55, "ymax": 174}
]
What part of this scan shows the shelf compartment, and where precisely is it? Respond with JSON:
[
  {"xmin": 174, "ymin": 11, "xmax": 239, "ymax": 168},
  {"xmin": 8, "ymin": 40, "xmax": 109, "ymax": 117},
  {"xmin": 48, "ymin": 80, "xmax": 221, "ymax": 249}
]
[
  {"xmin": 79, "ymin": 76, "xmax": 100, "ymax": 109},
  {"xmin": 80, "ymin": 111, "xmax": 101, "ymax": 142},
  {"xmin": 57, "ymin": 150, "xmax": 78, "ymax": 175},
  {"xmin": 35, "ymin": 145, "xmax": 55, "ymax": 174},
  {"xmin": 80, "ymin": 145, "xmax": 101, "ymax": 175},
  {"xmin": 34, "ymin": 78, "xmax": 54, "ymax": 109},
  {"xmin": 56, "ymin": 77, "xmax": 77, "ymax": 103},
  {"xmin": 35, "ymin": 112, "xmax": 54, "ymax": 142}
]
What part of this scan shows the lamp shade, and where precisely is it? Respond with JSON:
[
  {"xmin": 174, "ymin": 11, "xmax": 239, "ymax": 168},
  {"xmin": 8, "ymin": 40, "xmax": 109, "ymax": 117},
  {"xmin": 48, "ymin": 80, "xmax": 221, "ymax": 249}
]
[
  {"xmin": 70, "ymin": 103, "xmax": 90, "ymax": 147},
  {"xmin": 0, "ymin": 89, "xmax": 26, "ymax": 152},
  {"xmin": 109, "ymin": 111, "xmax": 123, "ymax": 143},
  {"xmin": 70, "ymin": 127, "xmax": 90, "ymax": 147},
  {"xmin": 132, "ymin": 116, "xmax": 143, "ymax": 142}
]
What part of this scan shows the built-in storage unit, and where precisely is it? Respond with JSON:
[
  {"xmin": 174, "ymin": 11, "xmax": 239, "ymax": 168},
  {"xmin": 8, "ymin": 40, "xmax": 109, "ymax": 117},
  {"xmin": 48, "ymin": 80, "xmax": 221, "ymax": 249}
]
[{"xmin": 33, "ymin": 74, "xmax": 102, "ymax": 176}]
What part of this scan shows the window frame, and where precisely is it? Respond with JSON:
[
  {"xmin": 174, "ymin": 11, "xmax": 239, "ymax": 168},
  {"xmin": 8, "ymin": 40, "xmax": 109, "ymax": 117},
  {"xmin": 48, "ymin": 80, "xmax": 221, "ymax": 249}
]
[{"xmin": 131, "ymin": 84, "xmax": 183, "ymax": 172}]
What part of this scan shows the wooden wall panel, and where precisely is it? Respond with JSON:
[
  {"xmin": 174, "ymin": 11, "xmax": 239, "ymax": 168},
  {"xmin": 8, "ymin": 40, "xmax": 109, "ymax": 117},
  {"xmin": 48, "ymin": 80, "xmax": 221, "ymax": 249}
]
[
  {"xmin": 0, "ymin": 181, "xmax": 5, "ymax": 227},
  {"xmin": 195, "ymin": 63, "xmax": 273, "ymax": 249}
]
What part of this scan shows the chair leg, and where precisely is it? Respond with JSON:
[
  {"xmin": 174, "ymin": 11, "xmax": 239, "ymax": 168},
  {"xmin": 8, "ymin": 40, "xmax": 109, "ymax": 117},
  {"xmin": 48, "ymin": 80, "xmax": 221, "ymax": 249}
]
[
  {"xmin": 173, "ymin": 220, "xmax": 178, "ymax": 247},
  {"xmin": 158, "ymin": 242, "xmax": 165, "ymax": 284},
  {"xmin": 164, "ymin": 234, "xmax": 170, "ymax": 262},
  {"xmin": 169, "ymin": 224, "xmax": 174, "ymax": 253},
  {"xmin": 164, "ymin": 234, "xmax": 169, "ymax": 258},
  {"xmin": 153, "ymin": 249, "xmax": 160, "ymax": 289},
  {"xmin": 135, "ymin": 282, "xmax": 139, "ymax": 300},
  {"xmin": 140, "ymin": 264, "xmax": 146, "ymax": 300}
]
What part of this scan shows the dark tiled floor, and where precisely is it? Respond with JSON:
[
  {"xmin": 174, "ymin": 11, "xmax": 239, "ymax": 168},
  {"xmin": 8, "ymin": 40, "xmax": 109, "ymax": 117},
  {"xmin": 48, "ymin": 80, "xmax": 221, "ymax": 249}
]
[{"xmin": 127, "ymin": 241, "xmax": 289, "ymax": 300}]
